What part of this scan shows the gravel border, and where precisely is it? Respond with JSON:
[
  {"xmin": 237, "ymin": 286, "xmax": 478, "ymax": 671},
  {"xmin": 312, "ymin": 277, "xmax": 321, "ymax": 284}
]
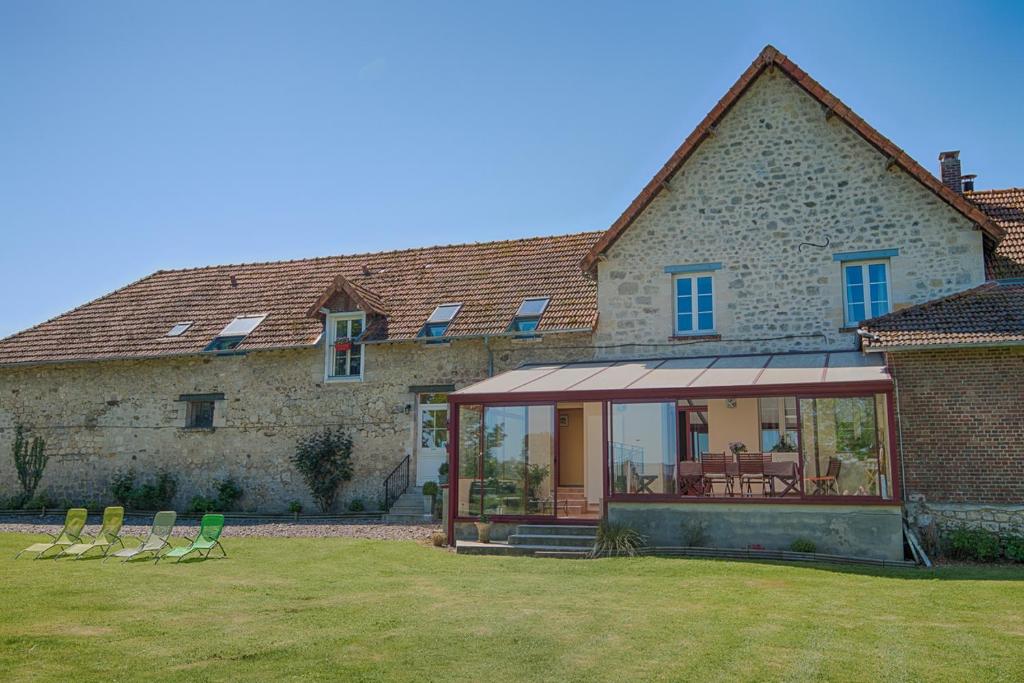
[{"xmin": 0, "ymin": 514, "xmax": 441, "ymax": 541}]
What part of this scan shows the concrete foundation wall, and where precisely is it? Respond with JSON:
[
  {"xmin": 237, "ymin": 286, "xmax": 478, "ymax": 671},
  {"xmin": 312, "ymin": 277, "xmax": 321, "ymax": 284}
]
[{"xmin": 608, "ymin": 501, "xmax": 904, "ymax": 561}]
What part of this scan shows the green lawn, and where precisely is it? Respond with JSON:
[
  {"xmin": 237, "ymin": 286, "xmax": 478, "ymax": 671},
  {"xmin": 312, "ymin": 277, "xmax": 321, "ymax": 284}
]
[{"xmin": 2, "ymin": 533, "xmax": 1023, "ymax": 682}]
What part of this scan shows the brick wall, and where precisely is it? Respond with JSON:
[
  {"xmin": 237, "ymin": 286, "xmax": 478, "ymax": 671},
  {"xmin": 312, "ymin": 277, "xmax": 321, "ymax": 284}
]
[{"xmin": 890, "ymin": 346, "xmax": 1024, "ymax": 504}]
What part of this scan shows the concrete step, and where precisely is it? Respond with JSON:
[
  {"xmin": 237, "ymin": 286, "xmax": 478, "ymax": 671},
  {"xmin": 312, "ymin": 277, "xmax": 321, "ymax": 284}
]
[
  {"xmin": 508, "ymin": 533, "xmax": 595, "ymax": 548},
  {"xmin": 516, "ymin": 524, "xmax": 599, "ymax": 536},
  {"xmin": 456, "ymin": 541, "xmax": 593, "ymax": 556}
]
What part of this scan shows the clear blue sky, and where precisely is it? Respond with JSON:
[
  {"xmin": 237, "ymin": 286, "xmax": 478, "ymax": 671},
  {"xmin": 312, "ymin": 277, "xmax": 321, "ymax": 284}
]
[{"xmin": 2, "ymin": 1, "xmax": 1022, "ymax": 337}]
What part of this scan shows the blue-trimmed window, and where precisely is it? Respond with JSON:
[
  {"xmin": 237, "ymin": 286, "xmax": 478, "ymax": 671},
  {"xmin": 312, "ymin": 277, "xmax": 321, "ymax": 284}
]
[
  {"xmin": 674, "ymin": 274, "xmax": 715, "ymax": 334},
  {"xmin": 843, "ymin": 261, "xmax": 890, "ymax": 324}
]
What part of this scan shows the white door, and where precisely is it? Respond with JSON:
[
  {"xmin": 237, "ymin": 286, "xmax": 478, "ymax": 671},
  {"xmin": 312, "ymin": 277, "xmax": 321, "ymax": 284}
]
[{"xmin": 416, "ymin": 393, "xmax": 449, "ymax": 486}]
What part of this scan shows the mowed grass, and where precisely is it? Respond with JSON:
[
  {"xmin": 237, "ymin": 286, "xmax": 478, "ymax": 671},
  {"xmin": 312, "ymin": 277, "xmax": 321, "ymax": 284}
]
[{"xmin": 2, "ymin": 533, "xmax": 1023, "ymax": 682}]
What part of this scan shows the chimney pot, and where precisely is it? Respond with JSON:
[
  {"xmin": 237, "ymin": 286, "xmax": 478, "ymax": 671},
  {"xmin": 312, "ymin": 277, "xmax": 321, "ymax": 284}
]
[
  {"xmin": 938, "ymin": 150, "xmax": 963, "ymax": 193},
  {"xmin": 961, "ymin": 174, "xmax": 977, "ymax": 193}
]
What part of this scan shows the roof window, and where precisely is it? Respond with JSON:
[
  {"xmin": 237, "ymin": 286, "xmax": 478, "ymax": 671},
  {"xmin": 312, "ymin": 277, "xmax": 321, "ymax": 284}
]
[
  {"xmin": 419, "ymin": 304, "xmax": 462, "ymax": 338},
  {"xmin": 166, "ymin": 322, "xmax": 193, "ymax": 337},
  {"xmin": 204, "ymin": 314, "xmax": 266, "ymax": 352},
  {"xmin": 509, "ymin": 297, "xmax": 549, "ymax": 333}
]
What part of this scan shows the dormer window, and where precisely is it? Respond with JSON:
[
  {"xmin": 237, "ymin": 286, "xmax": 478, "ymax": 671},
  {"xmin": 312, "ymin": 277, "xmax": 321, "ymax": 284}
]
[
  {"xmin": 204, "ymin": 314, "xmax": 266, "ymax": 352},
  {"xmin": 166, "ymin": 322, "xmax": 193, "ymax": 337},
  {"xmin": 419, "ymin": 304, "xmax": 462, "ymax": 338},
  {"xmin": 325, "ymin": 312, "xmax": 365, "ymax": 381},
  {"xmin": 509, "ymin": 297, "xmax": 549, "ymax": 333}
]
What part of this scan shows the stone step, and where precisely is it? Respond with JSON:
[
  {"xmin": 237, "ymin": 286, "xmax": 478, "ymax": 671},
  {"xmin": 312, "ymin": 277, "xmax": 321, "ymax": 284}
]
[
  {"xmin": 516, "ymin": 524, "xmax": 599, "ymax": 536},
  {"xmin": 508, "ymin": 533, "xmax": 595, "ymax": 548},
  {"xmin": 534, "ymin": 550, "xmax": 590, "ymax": 559}
]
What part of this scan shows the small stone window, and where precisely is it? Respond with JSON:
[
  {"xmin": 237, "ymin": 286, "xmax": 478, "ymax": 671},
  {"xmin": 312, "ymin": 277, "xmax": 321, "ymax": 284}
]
[
  {"xmin": 178, "ymin": 393, "xmax": 225, "ymax": 430},
  {"xmin": 186, "ymin": 400, "xmax": 215, "ymax": 429}
]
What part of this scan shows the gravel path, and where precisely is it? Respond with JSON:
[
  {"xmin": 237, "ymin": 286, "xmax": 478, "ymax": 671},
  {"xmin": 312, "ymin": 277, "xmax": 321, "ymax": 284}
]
[{"xmin": 0, "ymin": 514, "xmax": 440, "ymax": 541}]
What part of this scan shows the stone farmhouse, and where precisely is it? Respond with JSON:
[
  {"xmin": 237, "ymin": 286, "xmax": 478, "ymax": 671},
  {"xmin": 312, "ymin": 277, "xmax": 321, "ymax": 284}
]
[{"xmin": 1, "ymin": 46, "xmax": 1021, "ymax": 560}]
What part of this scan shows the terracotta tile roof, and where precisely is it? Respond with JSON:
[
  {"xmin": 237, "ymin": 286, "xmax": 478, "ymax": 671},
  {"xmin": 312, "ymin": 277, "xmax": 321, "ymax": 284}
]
[
  {"xmin": 581, "ymin": 44, "xmax": 1004, "ymax": 272},
  {"xmin": 968, "ymin": 188, "xmax": 1024, "ymax": 279},
  {"xmin": 860, "ymin": 281, "xmax": 1024, "ymax": 351},
  {"xmin": 0, "ymin": 231, "xmax": 602, "ymax": 367}
]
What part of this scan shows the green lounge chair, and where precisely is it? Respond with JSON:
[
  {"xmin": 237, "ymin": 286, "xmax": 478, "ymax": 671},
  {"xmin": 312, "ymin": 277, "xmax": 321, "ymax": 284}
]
[
  {"xmin": 57, "ymin": 506, "xmax": 125, "ymax": 559},
  {"xmin": 158, "ymin": 513, "xmax": 226, "ymax": 563},
  {"xmin": 105, "ymin": 510, "xmax": 176, "ymax": 563},
  {"xmin": 15, "ymin": 507, "xmax": 88, "ymax": 559}
]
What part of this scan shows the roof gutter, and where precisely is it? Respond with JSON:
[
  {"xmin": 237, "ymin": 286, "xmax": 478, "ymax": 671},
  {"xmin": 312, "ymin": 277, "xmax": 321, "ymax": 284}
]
[
  {"xmin": 0, "ymin": 341, "xmax": 322, "ymax": 370},
  {"xmin": 862, "ymin": 339, "xmax": 1024, "ymax": 353},
  {"xmin": 359, "ymin": 326, "xmax": 594, "ymax": 346}
]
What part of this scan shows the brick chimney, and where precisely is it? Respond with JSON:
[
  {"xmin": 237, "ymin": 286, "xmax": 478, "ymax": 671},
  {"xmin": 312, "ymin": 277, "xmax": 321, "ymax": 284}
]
[{"xmin": 939, "ymin": 150, "xmax": 962, "ymax": 193}]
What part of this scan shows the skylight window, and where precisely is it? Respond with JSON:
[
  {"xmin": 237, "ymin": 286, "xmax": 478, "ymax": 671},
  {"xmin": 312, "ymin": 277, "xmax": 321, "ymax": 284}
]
[
  {"xmin": 419, "ymin": 304, "xmax": 462, "ymax": 338},
  {"xmin": 509, "ymin": 297, "xmax": 549, "ymax": 333},
  {"xmin": 166, "ymin": 322, "xmax": 193, "ymax": 337},
  {"xmin": 204, "ymin": 314, "xmax": 266, "ymax": 352}
]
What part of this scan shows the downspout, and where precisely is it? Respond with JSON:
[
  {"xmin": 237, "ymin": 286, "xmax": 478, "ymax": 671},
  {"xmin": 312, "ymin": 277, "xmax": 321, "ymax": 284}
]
[{"xmin": 893, "ymin": 373, "xmax": 907, "ymax": 503}]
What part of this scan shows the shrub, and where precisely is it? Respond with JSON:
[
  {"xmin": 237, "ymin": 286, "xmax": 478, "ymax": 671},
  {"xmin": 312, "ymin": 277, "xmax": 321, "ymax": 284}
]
[
  {"xmin": 1003, "ymin": 536, "xmax": 1024, "ymax": 563},
  {"xmin": 790, "ymin": 538, "xmax": 817, "ymax": 553},
  {"xmin": 947, "ymin": 526, "xmax": 1000, "ymax": 562},
  {"xmin": 110, "ymin": 469, "xmax": 177, "ymax": 510},
  {"xmin": 348, "ymin": 499, "xmax": 365, "ymax": 512},
  {"xmin": 188, "ymin": 495, "xmax": 217, "ymax": 514},
  {"xmin": 422, "ymin": 481, "xmax": 439, "ymax": 497},
  {"xmin": 591, "ymin": 521, "xmax": 647, "ymax": 558},
  {"xmin": 291, "ymin": 428, "xmax": 354, "ymax": 512},
  {"xmin": 12, "ymin": 425, "xmax": 48, "ymax": 502},
  {"xmin": 288, "ymin": 500, "xmax": 303, "ymax": 515},
  {"xmin": 215, "ymin": 478, "xmax": 244, "ymax": 511},
  {"xmin": 431, "ymin": 531, "xmax": 447, "ymax": 547}
]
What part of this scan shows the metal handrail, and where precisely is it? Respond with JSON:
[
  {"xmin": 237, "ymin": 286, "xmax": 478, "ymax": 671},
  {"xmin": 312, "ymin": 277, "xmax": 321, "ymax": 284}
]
[{"xmin": 382, "ymin": 454, "xmax": 411, "ymax": 511}]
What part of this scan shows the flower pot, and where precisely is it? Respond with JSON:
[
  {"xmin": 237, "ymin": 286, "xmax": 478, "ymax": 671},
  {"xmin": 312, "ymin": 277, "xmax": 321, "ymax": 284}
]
[
  {"xmin": 334, "ymin": 341, "xmax": 352, "ymax": 352},
  {"xmin": 475, "ymin": 522, "xmax": 491, "ymax": 543}
]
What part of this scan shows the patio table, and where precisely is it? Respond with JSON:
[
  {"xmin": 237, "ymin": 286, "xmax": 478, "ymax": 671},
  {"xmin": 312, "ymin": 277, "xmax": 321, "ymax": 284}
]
[
  {"xmin": 636, "ymin": 475, "xmax": 658, "ymax": 494},
  {"xmin": 678, "ymin": 461, "xmax": 704, "ymax": 495},
  {"xmin": 765, "ymin": 461, "xmax": 799, "ymax": 496}
]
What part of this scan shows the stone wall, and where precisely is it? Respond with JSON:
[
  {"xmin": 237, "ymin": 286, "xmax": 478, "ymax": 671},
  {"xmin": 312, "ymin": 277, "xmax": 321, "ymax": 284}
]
[
  {"xmin": 0, "ymin": 333, "xmax": 593, "ymax": 511},
  {"xmin": 904, "ymin": 500, "xmax": 1024, "ymax": 538},
  {"xmin": 889, "ymin": 346, "xmax": 1024, "ymax": 505},
  {"xmin": 594, "ymin": 69, "xmax": 985, "ymax": 359}
]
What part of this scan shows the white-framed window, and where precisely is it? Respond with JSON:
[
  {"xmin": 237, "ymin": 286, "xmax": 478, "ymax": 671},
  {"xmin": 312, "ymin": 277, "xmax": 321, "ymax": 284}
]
[
  {"xmin": 674, "ymin": 273, "xmax": 715, "ymax": 335},
  {"xmin": 419, "ymin": 303, "xmax": 462, "ymax": 338},
  {"xmin": 325, "ymin": 312, "xmax": 365, "ymax": 381},
  {"xmin": 842, "ymin": 260, "xmax": 890, "ymax": 325}
]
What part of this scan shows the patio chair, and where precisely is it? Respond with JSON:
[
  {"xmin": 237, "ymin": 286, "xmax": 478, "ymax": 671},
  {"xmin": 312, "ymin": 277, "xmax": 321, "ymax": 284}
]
[
  {"xmin": 15, "ymin": 507, "xmax": 88, "ymax": 559},
  {"xmin": 806, "ymin": 457, "xmax": 842, "ymax": 495},
  {"xmin": 157, "ymin": 513, "xmax": 226, "ymax": 563},
  {"xmin": 105, "ymin": 510, "xmax": 177, "ymax": 563},
  {"xmin": 56, "ymin": 506, "xmax": 125, "ymax": 559},
  {"xmin": 737, "ymin": 453, "xmax": 768, "ymax": 496},
  {"xmin": 701, "ymin": 453, "xmax": 732, "ymax": 496}
]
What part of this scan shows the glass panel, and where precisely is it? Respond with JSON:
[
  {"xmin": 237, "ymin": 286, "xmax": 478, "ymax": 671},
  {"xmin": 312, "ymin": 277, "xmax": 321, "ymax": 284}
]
[
  {"xmin": 511, "ymin": 318, "xmax": 539, "ymax": 333},
  {"xmin": 844, "ymin": 265, "xmax": 866, "ymax": 323},
  {"xmin": 481, "ymin": 406, "xmax": 554, "ymax": 516},
  {"xmin": 421, "ymin": 322, "xmax": 449, "ymax": 337},
  {"xmin": 676, "ymin": 277, "xmax": 693, "ymax": 332},
  {"xmin": 799, "ymin": 396, "xmax": 888, "ymax": 497},
  {"xmin": 428, "ymin": 304, "xmax": 462, "ymax": 323},
  {"xmin": 516, "ymin": 298, "xmax": 549, "ymax": 317},
  {"xmin": 457, "ymin": 405, "xmax": 483, "ymax": 517},
  {"xmin": 696, "ymin": 276, "xmax": 713, "ymax": 330},
  {"xmin": 868, "ymin": 263, "xmax": 889, "ymax": 317},
  {"xmin": 610, "ymin": 402, "xmax": 676, "ymax": 494},
  {"xmin": 348, "ymin": 345, "xmax": 361, "ymax": 376},
  {"xmin": 420, "ymin": 393, "xmax": 447, "ymax": 405}
]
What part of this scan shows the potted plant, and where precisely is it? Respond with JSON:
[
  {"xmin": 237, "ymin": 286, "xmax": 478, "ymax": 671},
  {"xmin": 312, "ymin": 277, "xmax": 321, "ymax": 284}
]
[
  {"xmin": 334, "ymin": 339, "xmax": 352, "ymax": 352},
  {"xmin": 437, "ymin": 462, "xmax": 449, "ymax": 485},
  {"xmin": 728, "ymin": 441, "xmax": 748, "ymax": 457},
  {"xmin": 475, "ymin": 513, "xmax": 492, "ymax": 543}
]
